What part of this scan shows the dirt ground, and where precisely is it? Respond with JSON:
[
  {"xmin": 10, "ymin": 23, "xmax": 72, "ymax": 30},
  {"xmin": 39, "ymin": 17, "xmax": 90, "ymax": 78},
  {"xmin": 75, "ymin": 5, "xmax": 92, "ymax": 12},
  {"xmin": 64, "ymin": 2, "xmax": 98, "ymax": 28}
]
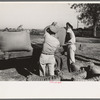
[{"xmin": 0, "ymin": 35, "xmax": 100, "ymax": 81}]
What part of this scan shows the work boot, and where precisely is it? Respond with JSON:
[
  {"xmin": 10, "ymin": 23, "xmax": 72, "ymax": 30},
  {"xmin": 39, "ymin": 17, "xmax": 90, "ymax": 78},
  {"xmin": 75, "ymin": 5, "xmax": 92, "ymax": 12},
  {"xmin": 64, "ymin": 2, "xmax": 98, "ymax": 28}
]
[{"xmin": 55, "ymin": 69, "xmax": 61, "ymax": 76}]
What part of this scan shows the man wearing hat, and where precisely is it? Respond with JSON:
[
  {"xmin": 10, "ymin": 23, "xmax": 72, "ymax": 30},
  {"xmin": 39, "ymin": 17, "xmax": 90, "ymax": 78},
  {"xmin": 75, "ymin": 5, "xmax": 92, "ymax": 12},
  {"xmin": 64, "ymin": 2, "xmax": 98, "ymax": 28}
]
[
  {"xmin": 39, "ymin": 24, "xmax": 60, "ymax": 76},
  {"xmin": 61, "ymin": 22, "xmax": 78, "ymax": 72},
  {"xmin": 54, "ymin": 22, "xmax": 78, "ymax": 72}
]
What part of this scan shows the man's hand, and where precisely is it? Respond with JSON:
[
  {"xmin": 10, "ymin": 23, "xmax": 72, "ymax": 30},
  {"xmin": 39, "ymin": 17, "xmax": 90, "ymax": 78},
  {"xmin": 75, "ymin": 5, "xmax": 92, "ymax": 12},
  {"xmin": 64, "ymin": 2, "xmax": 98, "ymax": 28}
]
[{"xmin": 55, "ymin": 46, "xmax": 64, "ymax": 54}]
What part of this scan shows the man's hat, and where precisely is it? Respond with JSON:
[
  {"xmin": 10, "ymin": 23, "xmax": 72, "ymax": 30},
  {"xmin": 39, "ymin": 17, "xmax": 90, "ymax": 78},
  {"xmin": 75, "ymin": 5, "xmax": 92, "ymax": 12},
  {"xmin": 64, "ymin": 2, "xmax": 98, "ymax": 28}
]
[{"xmin": 49, "ymin": 25, "xmax": 58, "ymax": 33}]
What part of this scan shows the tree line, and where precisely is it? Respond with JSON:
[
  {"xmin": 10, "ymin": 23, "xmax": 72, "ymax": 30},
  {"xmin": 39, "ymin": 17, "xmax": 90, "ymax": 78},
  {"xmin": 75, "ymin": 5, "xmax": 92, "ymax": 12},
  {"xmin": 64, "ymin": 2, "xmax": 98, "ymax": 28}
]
[{"xmin": 71, "ymin": 3, "xmax": 100, "ymax": 37}]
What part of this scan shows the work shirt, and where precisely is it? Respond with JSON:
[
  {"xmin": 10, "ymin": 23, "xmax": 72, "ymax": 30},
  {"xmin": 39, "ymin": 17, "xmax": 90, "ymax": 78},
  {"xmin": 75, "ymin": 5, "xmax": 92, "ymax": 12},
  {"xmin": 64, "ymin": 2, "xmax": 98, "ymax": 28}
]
[
  {"xmin": 65, "ymin": 27, "xmax": 76, "ymax": 51},
  {"xmin": 66, "ymin": 27, "xmax": 76, "ymax": 44},
  {"xmin": 55, "ymin": 26, "xmax": 76, "ymax": 51},
  {"xmin": 42, "ymin": 31, "xmax": 60, "ymax": 55},
  {"xmin": 55, "ymin": 26, "xmax": 76, "ymax": 44}
]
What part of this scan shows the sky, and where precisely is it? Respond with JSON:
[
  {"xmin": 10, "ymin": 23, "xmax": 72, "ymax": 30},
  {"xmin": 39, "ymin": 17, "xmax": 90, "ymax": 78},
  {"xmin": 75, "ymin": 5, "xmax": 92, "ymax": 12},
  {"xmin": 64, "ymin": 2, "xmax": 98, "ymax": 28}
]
[{"xmin": 0, "ymin": 2, "xmax": 84, "ymax": 29}]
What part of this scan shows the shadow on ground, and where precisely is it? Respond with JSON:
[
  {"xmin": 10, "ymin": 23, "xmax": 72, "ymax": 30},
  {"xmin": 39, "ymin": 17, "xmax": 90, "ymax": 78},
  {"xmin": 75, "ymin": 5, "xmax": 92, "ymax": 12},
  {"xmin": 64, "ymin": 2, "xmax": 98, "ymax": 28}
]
[{"xmin": 0, "ymin": 43, "xmax": 43, "ymax": 78}]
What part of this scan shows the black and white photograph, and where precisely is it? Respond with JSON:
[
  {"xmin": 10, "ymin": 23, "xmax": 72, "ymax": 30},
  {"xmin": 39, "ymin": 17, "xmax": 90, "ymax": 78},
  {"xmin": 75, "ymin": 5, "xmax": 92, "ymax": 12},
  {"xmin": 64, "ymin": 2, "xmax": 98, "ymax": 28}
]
[
  {"xmin": 0, "ymin": 2, "xmax": 100, "ymax": 82},
  {"xmin": 0, "ymin": 1, "xmax": 100, "ymax": 98}
]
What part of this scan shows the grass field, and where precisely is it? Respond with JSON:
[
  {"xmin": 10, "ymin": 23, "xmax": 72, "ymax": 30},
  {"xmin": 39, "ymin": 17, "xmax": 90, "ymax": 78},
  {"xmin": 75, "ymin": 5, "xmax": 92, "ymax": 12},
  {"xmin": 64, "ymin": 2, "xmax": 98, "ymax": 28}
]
[{"xmin": 0, "ymin": 35, "xmax": 100, "ymax": 81}]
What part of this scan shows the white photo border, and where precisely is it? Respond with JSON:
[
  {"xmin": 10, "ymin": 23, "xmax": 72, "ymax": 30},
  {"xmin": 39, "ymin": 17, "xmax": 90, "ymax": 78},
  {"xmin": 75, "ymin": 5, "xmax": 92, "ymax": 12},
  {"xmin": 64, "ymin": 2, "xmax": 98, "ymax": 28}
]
[{"xmin": 0, "ymin": 1, "xmax": 100, "ymax": 99}]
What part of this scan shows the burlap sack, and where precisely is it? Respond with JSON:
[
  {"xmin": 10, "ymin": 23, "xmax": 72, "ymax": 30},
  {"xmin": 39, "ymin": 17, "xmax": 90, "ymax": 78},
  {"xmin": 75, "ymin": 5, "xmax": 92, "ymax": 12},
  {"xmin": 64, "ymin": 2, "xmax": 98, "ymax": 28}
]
[{"xmin": 0, "ymin": 31, "xmax": 32, "ymax": 52}]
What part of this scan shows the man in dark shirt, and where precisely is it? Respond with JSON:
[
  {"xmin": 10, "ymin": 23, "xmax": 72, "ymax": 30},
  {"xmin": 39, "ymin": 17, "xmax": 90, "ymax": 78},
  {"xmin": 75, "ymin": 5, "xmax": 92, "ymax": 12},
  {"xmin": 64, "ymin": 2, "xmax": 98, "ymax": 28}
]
[{"xmin": 55, "ymin": 22, "xmax": 78, "ymax": 72}]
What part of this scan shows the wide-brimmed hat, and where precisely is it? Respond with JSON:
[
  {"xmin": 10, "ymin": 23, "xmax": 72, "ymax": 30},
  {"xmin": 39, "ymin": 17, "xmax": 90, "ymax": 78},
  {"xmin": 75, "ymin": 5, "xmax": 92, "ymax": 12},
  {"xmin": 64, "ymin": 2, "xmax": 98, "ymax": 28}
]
[{"xmin": 49, "ymin": 25, "xmax": 58, "ymax": 33}]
